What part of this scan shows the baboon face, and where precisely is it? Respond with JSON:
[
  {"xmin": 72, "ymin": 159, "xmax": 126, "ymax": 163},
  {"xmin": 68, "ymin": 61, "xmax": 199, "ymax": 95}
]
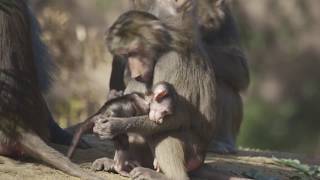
[
  {"xmin": 107, "ymin": 11, "xmax": 172, "ymax": 84},
  {"xmin": 109, "ymin": 39, "xmax": 155, "ymax": 83},
  {"xmin": 149, "ymin": 82, "xmax": 175, "ymax": 119},
  {"xmin": 125, "ymin": 43, "xmax": 155, "ymax": 83}
]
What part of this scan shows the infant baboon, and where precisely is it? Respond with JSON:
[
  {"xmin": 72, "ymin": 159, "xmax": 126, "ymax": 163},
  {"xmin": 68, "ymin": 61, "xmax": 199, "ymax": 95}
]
[{"xmin": 68, "ymin": 82, "xmax": 177, "ymax": 175}]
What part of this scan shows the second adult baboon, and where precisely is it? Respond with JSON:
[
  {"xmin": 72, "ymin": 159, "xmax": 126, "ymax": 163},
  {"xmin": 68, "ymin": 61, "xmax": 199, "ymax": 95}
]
[
  {"xmin": 94, "ymin": 2, "xmax": 217, "ymax": 179},
  {"xmin": 0, "ymin": 1, "xmax": 101, "ymax": 179},
  {"xmin": 108, "ymin": 0, "xmax": 249, "ymax": 153},
  {"xmin": 197, "ymin": 0, "xmax": 249, "ymax": 153}
]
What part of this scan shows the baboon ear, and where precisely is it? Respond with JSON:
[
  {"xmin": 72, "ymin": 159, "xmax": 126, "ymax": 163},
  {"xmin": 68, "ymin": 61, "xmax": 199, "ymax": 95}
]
[{"xmin": 155, "ymin": 91, "xmax": 168, "ymax": 102}]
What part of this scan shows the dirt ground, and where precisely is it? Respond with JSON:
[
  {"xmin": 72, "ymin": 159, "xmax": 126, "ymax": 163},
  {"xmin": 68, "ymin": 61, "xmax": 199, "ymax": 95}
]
[{"xmin": 0, "ymin": 135, "xmax": 318, "ymax": 180}]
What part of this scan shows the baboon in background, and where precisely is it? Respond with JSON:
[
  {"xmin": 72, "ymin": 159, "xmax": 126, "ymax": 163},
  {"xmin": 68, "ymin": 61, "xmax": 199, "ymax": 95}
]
[
  {"xmin": 107, "ymin": 0, "xmax": 250, "ymax": 153},
  {"xmin": 197, "ymin": 0, "xmax": 249, "ymax": 152},
  {"xmin": 94, "ymin": 2, "xmax": 218, "ymax": 179},
  {"xmin": 0, "ymin": 1, "xmax": 101, "ymax": 179}
]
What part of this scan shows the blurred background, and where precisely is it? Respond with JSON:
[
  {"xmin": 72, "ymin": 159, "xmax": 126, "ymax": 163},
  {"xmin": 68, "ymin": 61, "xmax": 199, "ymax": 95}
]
[{"xmin": 29, "ymin": 0, "xmax": 320, "ymax": 155}]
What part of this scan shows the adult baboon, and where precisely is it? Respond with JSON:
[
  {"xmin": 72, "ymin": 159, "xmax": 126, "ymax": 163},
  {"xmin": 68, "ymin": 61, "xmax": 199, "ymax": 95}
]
[
  {"xmin": 108, "ymin": 0, "xmax": 250, "ymax": 153},
  {"xmin": 94, "ymin": 2, "xmax": 217, "ymax": 179}
]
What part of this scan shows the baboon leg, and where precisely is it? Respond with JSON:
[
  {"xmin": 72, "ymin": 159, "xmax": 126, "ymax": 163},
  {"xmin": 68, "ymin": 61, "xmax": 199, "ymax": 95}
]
[
  {"xmin": 209, "ymin": 82, "xmax": 243, "ymax": 154},
  {"xmin": 131, "ymin": 133, "xmax": 190, "ymax": 180},
  {"xmin": 92, "ymin": 136, "xmax": 153, "ymax": 177},
  {"xmin": 19, "ymin": 130, "xmax": 103, "ymax": 180},
  {"xmin": 0, "ymin": 129, "xmax": 102, "ymax": 180}
]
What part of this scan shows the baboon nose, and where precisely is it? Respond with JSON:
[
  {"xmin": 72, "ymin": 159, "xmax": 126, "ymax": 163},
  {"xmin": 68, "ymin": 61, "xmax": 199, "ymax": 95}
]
[{"xmin": 135, "ymin": 75, "xmax": 150, "ymax": 83}]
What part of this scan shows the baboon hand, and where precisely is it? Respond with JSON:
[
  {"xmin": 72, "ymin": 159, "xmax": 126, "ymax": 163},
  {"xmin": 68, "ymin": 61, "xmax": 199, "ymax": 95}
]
[{"xmin": 93, "ymin": 117, "xmax": 126, "ymax": 139}]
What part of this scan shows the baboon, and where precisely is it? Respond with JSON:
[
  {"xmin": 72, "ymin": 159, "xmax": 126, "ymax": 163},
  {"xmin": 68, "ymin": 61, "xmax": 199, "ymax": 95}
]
[
  {"xmin": 68, "ymin": 82, "xmax": 177, "ymax": 176},
  {"xmin": 107, "ymin": 0, "xmax": 250, "ymax": 153},
  {"xmin": 94, "ymin": 2, "xmax": 217, "ymax": 179},
  {"xmin": 197, "ymin": 0, "xmax": 249, "ymax": 153},
  {"xmin": 0, "ymin": 1, "xmax": 101, "ymax": 179}
]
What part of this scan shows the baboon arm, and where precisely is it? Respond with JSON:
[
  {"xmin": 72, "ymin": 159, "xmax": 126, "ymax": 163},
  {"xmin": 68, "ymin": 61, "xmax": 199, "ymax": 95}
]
[
  {"xmin": 94, "ymin": 112, "xmax": 185, "ymax": 138},
  {"xmin": 93, "ymin": 52, "xmax": 187, "ymax": 138}
]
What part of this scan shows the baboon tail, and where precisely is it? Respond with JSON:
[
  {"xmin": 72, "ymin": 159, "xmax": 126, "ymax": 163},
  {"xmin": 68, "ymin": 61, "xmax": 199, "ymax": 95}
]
[
  {"xmin": 19, "ymin": 130, "xmax": 102, "ymax": 180},
  {"xmin": 67, "ymin": 116, "xmax": 95, "ymax": 158}
]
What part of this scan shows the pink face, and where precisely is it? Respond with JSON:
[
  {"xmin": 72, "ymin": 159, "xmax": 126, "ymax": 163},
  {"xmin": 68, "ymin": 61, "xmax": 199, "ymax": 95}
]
[{"xmin": 148, "ymin": 83, "xmax": 175, "ymax": 124}]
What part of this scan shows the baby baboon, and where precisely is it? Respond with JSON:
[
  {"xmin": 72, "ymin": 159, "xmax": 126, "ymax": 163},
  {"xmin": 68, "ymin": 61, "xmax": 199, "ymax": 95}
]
[{"xmin": 68, "ymin": 82, "xmax": 177, "ymax": 175}]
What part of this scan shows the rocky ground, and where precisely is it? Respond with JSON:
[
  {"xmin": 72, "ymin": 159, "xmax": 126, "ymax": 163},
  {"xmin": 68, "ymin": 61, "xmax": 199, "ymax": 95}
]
[{"xmin": 0, "ymin": 135, "xmax": 319, "ymax": 180}]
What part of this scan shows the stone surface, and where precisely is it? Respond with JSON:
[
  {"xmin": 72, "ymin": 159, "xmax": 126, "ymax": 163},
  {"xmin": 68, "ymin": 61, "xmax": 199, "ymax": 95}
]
[{"xmin": 0, "ymin": 135, "xmax": 318, "ymax": 180}]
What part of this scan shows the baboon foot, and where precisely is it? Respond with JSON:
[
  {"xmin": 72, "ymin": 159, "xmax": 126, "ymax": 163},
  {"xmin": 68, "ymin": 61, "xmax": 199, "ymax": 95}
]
[{"xmin": 130, "ymin": 167, "xmax": 167, "ymax": 180}]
